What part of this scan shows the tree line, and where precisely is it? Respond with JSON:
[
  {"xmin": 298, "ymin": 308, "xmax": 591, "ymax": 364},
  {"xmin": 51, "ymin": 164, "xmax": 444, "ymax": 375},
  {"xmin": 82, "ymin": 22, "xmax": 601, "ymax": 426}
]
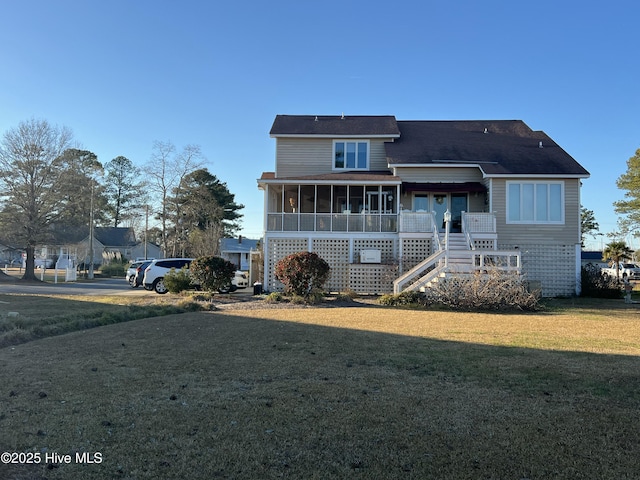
[{"xmin": 0, "ymin": 118, "xmax": 243, "ymax": 281}]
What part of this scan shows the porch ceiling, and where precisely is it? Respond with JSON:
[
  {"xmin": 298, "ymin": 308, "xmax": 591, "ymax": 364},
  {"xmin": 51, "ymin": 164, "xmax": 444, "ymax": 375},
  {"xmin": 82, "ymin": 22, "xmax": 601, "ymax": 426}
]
[{"xmin": 402, "ymin": 182, "xmax": 487, "ymax": 193}]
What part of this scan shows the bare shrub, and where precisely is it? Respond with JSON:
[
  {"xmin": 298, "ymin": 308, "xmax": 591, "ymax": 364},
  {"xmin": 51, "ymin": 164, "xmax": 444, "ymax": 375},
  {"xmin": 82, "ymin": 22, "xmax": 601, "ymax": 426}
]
[
  {"xmin": 380, "ymin": 270, "xmax": 541, "ymax": 311},
  {"xmin": 425, "ymin": 270, "xmax": 541, "ymax": 311}
]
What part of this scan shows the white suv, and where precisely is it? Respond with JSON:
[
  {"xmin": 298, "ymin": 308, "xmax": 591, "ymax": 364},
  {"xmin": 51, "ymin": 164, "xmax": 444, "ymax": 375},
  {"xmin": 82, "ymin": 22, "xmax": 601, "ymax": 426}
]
[{"xmin": 143, "ymin": 258, "xmax": 194, "ymax": 294}]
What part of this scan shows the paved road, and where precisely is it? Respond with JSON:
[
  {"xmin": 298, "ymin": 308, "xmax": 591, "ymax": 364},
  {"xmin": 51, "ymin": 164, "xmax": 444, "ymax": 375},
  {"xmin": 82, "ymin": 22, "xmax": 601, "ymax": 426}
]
[
  {"xmin": 0, "ymin": 277, "xmax": 145, "ymax": 296},
  {"xmin": 0, "ymin": 277, "xmax": 253, "ymax": 297}
]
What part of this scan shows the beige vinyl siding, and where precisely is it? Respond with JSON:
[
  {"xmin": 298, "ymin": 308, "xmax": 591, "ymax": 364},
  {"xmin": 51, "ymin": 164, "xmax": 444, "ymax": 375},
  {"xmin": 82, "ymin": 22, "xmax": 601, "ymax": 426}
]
[
  {"xmin": 369, "ymin": 140, "xmax": 389, "ymax": 170},
  {"xmin": 395, "ymin": 167, "xmax": 484, "ymax": 183},
  {"xmin": 491, "ymin": 178, "xmax": 581, "ymax": 245},
  {"xmin": 275, "ymin": 138, "xmax": 331, "ymax": 177},
  {"xmin": 275, "ymin": 138, "xmax": 392, "ymax": 178}
]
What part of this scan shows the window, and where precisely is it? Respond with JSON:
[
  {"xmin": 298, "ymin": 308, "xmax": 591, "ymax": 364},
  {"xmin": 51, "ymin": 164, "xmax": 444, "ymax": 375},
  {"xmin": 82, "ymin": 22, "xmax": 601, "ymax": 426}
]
[
  {"xmin": 334, "ymin": 141, "xmax": 368, "ymax": 169},
  {"xmin": 507, "ymin": 182, "xmax": 563, "ymax": 223}
]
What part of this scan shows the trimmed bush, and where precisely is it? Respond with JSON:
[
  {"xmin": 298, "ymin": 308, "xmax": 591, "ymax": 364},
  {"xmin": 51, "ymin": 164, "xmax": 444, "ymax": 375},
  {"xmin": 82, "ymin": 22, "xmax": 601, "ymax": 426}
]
[
  {"xmin": 189, "ymin": 256, "xmax": 236, "ymax": 293},
  {"xmin": 274, "ymin": 251, "xmax": 330, "ymax": 297},
  {"xmin": 164, "ymin": 267, "xmax": 193, "ymax": 294}
]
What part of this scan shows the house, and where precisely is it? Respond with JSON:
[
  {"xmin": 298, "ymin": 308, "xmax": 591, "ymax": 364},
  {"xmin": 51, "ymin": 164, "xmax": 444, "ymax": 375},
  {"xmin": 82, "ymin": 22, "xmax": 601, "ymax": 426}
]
[
  {"xmin": 77, "ymin": 227, "xmax": 162, "ymax": 265},
  {"xmin": 220, "ymin": 236, "xmax": 260, "ymax": 271},
  {"xmin": 581, "ymin": 251, "xmax": 607, "ymax": 269},
  {"xmin": 258, "ymin": 115, "xmax": 590, "ymax": 297},
  {"xmin": 0, "ymin": 241, "xmax": 22, "ymax": 267}
]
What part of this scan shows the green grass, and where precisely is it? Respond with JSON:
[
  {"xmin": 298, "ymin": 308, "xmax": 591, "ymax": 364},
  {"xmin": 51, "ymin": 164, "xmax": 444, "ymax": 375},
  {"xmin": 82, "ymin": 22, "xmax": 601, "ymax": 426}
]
[{"xmin": 0, "ymin": 297, "xmax": 639, "ymax": 479}]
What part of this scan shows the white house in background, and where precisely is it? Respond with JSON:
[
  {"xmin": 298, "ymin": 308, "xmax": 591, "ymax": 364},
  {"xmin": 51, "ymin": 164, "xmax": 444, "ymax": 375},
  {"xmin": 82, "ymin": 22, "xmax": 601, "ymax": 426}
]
[
  {"xmin": 258, "ymin": 114, "xmax": 590, "ymax": 297},
  {"xmin": 220, "ymin": 236, "xmax": 260, "ymax": 271}
]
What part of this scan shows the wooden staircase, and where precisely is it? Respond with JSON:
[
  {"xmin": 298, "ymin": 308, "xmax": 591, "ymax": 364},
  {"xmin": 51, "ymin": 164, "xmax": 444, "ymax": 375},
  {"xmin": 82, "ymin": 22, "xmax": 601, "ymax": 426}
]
[{"xmin": 393, "ymin": 232, "xmax": 522, "ymax": 294}]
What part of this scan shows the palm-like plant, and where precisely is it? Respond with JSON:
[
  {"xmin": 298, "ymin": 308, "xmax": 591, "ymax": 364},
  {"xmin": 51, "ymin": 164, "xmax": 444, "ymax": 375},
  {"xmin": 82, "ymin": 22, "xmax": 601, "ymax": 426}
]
[{"xmin": 602, "ymin": 241, "xmax": 634, "ymax": 282}]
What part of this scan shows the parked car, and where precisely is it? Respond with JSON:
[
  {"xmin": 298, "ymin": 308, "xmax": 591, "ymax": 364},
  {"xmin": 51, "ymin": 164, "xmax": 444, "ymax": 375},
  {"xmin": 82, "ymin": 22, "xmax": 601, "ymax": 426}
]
[
  {"xmin": 34, "ymin": 258, "xmax": 54, "ymax": 269},
  {"xmin": 128, "ymin": 260, "xmax": 152, "ymax": 288},
  {"xmin": 601, "ymin": 263, "xmax": 640, "ymax": 281},
  {"xmin": 143, "ymin": 258, "xmax": 194, "ymax": 294},
  {"xmin": 234, "ymin": 271, "xmax": 249, "ymax": 288},
  {"xmin": 217, "ymin": 271, "xmax": 249, "ymax": 293},
  {"xmin": 126, "ymin": 261, "xmax": 145, "ymax": 285}
]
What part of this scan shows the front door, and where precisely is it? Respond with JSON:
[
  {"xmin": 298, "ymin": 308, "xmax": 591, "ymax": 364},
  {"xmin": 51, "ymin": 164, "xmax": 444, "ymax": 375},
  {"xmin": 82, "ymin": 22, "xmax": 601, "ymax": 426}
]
[
  {"xmin": 432, "ymin": 194, "xmax": 448, "ymax": 232},
  {"xmin": 450, "ymin": 193, "xmax": 468, "ymax": 233}
]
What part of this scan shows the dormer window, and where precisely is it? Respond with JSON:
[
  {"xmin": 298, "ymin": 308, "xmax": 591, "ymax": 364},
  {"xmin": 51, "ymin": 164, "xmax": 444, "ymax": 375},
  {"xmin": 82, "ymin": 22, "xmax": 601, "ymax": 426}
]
[{"xmin": 334, "ymin": 140, "xmax": 368, "ymax": 170}]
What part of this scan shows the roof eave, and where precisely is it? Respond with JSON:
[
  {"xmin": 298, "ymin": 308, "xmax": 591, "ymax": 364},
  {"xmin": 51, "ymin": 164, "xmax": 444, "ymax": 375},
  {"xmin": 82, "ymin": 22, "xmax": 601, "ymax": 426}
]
[
  {"xmin": 482, "ymin": 173, "xmax": 591, "ymax": 179},
  {"xmin": 272, "ymin": 134, "xmax": 401, "ymax": 139},
  {"xmin": 257, "ymin": 178, "xmax": 401, "ymax": 186}
]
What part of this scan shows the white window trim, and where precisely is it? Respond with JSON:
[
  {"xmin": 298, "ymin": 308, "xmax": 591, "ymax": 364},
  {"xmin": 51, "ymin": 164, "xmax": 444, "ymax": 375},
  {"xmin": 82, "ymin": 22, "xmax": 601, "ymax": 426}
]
[
  {"xmin": 332, "ymin": 140, "xmax": 370, "ymax": 171},
  {"xmin": 506, "ymin": 181, "xmax": 565, "ymax": 224}
]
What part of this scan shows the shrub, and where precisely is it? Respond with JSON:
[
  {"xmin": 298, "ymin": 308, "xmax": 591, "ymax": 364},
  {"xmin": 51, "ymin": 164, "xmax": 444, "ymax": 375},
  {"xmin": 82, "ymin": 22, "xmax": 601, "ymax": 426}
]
[
  {"xmin": 164, "ymin": 267, "xmax": 194, "ymax": 294},
  {"xmin": 580, "ymin": 264, "xmax": 622, "ymax": 299},
  {"xmin": 190, "ymin": 256, "xmax": 236, "ymax": 293},
  {"xmin": 378, "ymin": 291, "xmax": 426, "ymax": 307},
  {"xmin": 425, "ymin": 270, "xmax": 541, "ymax": 311},
  {"xmin": 379, "ymin": 270, "xmax": 541, "ymax": 311},
  {"xmin": 100, "ymin": 261, "xmax": 127, "ymax": 277},
  {"xmin": 264, "ymin": 292, "xmax": 284, "ymax": 303},
  {"xmin": 274, "ymin": 252, "xmax": 330, "ymax": 297}
]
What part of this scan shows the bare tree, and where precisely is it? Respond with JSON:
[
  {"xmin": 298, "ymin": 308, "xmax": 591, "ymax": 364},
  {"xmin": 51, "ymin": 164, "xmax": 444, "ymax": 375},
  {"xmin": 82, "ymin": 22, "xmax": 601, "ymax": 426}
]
[
  {"xmin": 143, "ymin": 141, "xmax": 204, "ymax": 256},
  {"xmin": 0, "ymin": 119, "xmax": 73, "ymax": 280}
]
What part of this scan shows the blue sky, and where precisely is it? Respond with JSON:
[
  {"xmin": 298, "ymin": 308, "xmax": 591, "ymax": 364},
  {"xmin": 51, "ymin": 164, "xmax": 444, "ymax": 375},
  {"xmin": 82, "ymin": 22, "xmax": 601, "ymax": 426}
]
[{"xmin": 1, "ymin": 0, "xmax": 638, "ymax": 250}]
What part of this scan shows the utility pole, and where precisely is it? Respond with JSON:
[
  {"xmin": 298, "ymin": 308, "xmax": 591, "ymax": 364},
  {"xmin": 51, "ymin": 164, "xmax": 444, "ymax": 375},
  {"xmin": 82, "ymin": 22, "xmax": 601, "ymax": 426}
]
[
  {"xmin": 88, "ymin": 184, "xmax": 95, "ymax": 279},
  {"xmin": 144, "ymin": 205, "xmax": 149, "ymax": 260}
]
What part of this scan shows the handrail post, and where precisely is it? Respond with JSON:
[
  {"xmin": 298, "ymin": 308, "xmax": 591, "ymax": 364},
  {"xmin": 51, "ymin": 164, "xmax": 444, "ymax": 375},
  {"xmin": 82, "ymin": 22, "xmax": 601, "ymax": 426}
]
[{"xmin": 444, "ymin": 210, "xmax": 451, "ymax": 268}]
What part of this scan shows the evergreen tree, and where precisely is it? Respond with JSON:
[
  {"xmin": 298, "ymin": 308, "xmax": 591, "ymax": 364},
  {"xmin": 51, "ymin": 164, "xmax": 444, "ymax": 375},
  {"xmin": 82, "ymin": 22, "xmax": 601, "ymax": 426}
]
[
  {"xmin": 104, "ymin": 156, "xmax": 145, "ymax": 227},
  {"xmin": 614, "ymin": 148, "xmax": 640, "ymax": 232}
]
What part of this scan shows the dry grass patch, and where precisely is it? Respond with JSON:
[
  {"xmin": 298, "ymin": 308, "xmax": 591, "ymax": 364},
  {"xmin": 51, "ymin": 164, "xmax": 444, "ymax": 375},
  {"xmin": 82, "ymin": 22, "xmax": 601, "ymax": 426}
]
[
  {"xmin": 0, "ymin": 301, "xmax": 639, "ymax": 479},
  {"xmin": 0, "ymin": 294, "xmax": 209, "ymax": 348}
]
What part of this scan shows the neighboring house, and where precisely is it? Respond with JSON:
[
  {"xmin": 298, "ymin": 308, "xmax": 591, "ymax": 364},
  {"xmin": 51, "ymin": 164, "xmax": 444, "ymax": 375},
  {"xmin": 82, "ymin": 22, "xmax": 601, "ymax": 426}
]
[
  {"xmin": 220, "ymin": 236, "xmax": 260, "ymax": 271},
  {"xmin": 581, "ymin": 251, "xmax": 607, "ymax": 269},
  {"xmin": 77, "ymin": 227, "xmax": 159, "ymax": 265},
  {"xmin": 130, "ymin": 242, "xmax": 162, "ymax": 262},
  {"xmin": 0, "ymin": 242, "xmax": 22, "ymax": 267},
  {"xmin": 258, "ymin": 115, "xmax": 590, "ymax": 297}
]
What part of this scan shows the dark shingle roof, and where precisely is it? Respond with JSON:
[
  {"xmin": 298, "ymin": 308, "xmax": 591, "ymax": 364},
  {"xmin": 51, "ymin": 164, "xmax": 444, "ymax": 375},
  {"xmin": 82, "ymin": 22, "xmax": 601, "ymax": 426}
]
[
  {"xmin": 386, "ymin": 120, "xmax": 589, "ymax": 176},
  {"xmin": 270, "ymin": 115, "xmax": 400, "ymax": 137},
  {"xmin": 94, "ymin": 227, "xmax": 136, "ymax": 246}
]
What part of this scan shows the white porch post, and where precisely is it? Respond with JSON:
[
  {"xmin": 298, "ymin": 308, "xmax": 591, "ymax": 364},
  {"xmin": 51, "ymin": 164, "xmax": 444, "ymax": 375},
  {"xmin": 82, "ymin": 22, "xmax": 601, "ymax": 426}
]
[{"xmin": 444, "ymin": 210, "xmax": 452, "ymax": 267}]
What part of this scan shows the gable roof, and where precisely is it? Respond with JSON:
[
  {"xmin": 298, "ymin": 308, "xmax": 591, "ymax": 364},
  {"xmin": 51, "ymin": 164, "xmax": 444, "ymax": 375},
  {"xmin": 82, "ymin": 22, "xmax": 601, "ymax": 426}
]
[
  {"xmin": 386, "ymin": 120, "xmax": 590, "ymax": 177},
  {"xmin": 93, "ymin": 227, "xmax": 136, "ymax": 246},
  {"xmin": 220, "ymin": 237, "xmax": 260, "ymax": 254},
  {"xmin": 270, "ymin": 115, "xmax": 401, "ymax": 137}
]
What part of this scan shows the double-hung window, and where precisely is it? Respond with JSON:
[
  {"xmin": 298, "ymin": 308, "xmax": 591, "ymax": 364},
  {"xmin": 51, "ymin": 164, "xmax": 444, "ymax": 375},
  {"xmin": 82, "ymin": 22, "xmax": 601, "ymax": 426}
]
[
  {"xmin": 334, "ymin": 140, "xmax": 368, "ymax": 170},
  {"xmin": 507, "ymin": 181, "xmax": 564, "ymax": 223}
]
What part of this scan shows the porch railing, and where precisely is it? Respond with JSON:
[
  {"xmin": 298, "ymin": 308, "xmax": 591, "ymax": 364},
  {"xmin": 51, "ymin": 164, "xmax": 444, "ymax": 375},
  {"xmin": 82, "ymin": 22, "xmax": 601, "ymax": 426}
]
[
  {"xmin": 267, "ymin": 213, "xmax": 398, "ymax": 233},
  {"xmin": 266, "ymin": 211, "xmax": 497, "ymax": 234},
  {"xmin": 399, "ymin": 211, "xmax": 435, "ymax": 233}
]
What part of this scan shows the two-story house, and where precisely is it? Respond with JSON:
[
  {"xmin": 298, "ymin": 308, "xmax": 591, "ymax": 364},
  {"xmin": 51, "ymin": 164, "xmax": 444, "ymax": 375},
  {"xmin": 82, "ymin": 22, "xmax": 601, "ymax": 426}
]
[{"xmin": 258, "ymin": 115, "xmax": 590, "ymax": 297}]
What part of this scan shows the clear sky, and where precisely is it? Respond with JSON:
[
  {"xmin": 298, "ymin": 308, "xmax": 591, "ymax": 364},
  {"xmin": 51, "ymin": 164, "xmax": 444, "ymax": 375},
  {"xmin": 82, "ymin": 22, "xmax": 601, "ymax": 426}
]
[{"xmin": 1, "ymin": 0, "xmax": 638, "ymax": 250}]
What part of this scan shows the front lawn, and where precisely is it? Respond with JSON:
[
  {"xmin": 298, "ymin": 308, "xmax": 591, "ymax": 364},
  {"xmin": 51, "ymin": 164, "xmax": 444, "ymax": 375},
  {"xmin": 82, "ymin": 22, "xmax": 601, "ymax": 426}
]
[{"xmin": 0, "ymin": 298, "xmax": 638, "ymax": 479}]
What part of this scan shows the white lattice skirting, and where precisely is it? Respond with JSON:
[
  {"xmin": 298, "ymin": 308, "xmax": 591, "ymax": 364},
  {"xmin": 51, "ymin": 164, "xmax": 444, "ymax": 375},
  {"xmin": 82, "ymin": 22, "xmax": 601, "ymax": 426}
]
[
  {"xmin": 266, "ymin": 237, "xmax": 578, "ymax": 297},
  {"xmin": 499, "ymin": 243, "xmax": 578, "ymax": 297},
  {"xmin": 266, "ymin": 236, "xmax": 401, "ymax": 294}
]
